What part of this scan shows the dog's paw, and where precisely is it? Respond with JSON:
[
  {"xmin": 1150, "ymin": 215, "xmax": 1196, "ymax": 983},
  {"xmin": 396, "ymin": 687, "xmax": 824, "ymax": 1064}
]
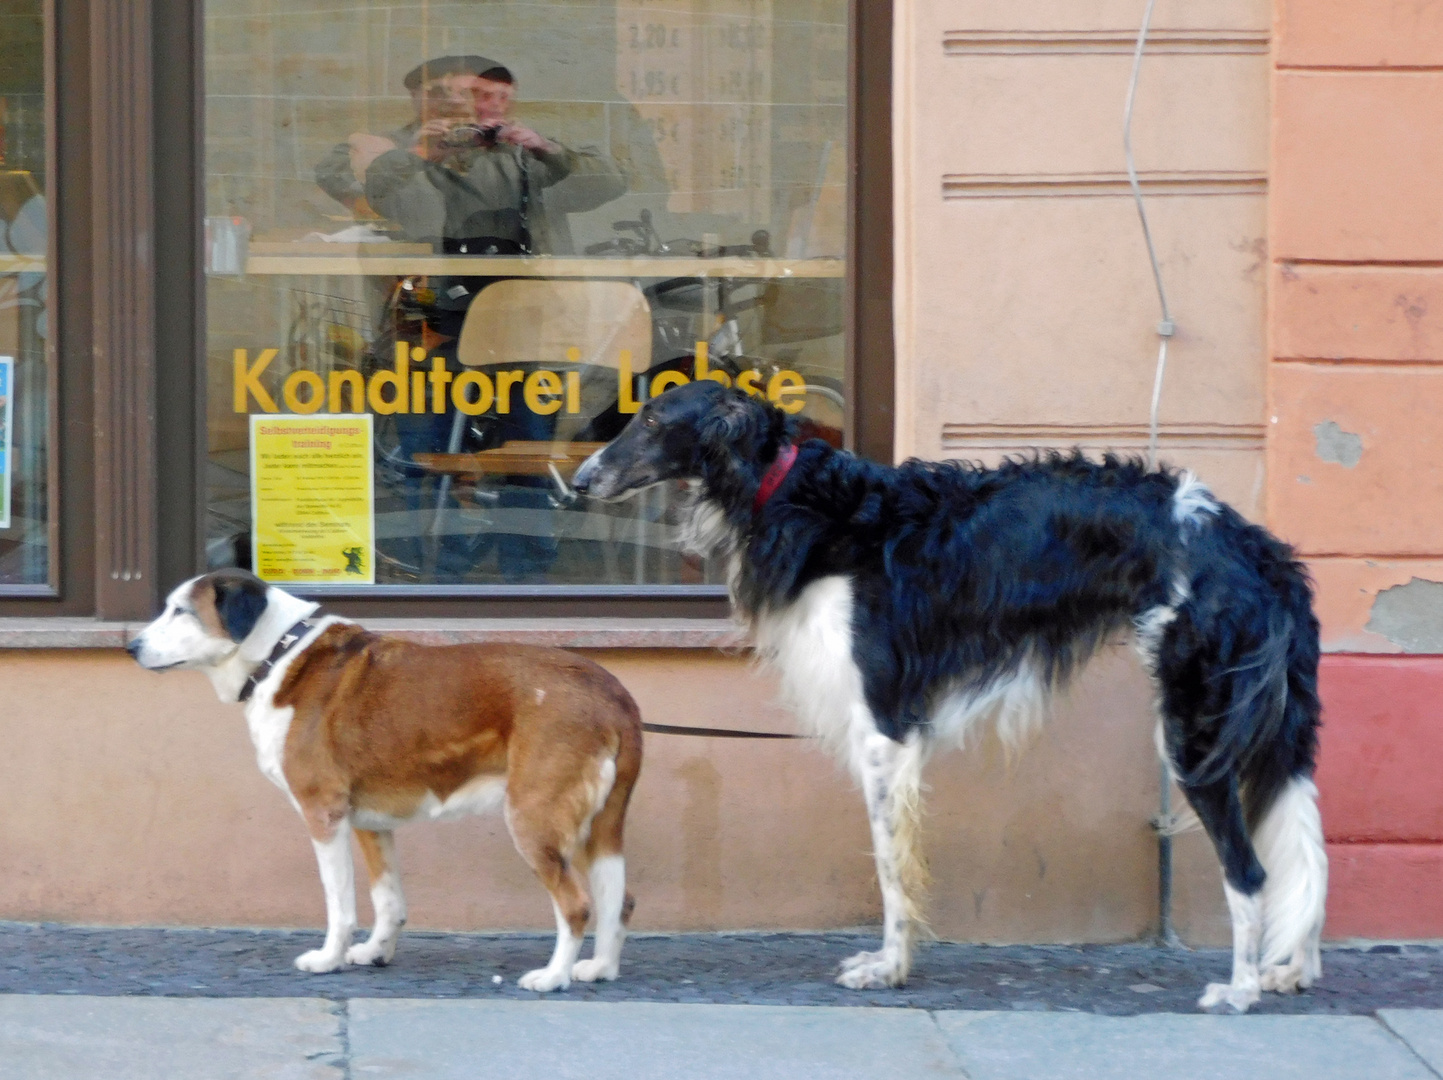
[
  {"xmin": 1198, "ymin": 980, "xmax": 1260, "ymax": 1013},
  {"xmin": 836, "ymin": 949, "xmax": 907, "ymax": 990},
  {"xmin": 839, "ymin": 948, "xmax": 886, "ymax": 973},
  {"xmin": 1259, "ymin": 966, "xmax": 1298, "ymax": 994},
  {"xmin": 294, "ymin": 948, "xmax": 346, "ymax": 974},
  {"xmin": 518, "ymin": 966, "xmax": 571, "ymax": 993},
  {"xmin": 1264, "ymin": 964, "xmax": 1321, "ymax": 993},
  {"xmin": 345, "ymin": 939, "xmax": 395, "ymax": 967},
  {"xmin": 572, "ymin": 957, "xmax": 619, "ymax": 983}
]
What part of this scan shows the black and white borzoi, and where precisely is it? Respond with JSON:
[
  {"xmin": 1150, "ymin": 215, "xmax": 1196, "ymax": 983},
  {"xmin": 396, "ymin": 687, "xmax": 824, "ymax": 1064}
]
[{"xmin": 573, "ymin": 380, "xmax": 1326, "ymax": 1013}]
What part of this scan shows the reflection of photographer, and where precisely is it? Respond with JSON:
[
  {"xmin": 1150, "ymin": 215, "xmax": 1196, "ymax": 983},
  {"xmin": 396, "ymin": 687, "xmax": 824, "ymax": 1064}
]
[{"xmin": 318, "ymin": 54, "xmax": 625, "ymax": 257}]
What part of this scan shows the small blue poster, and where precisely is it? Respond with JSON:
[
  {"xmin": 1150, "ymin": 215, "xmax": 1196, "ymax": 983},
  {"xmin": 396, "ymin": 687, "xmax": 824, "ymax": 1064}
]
[{"xmin": 0, "ymin": 356, "xmax": 11, "ymax": 529}]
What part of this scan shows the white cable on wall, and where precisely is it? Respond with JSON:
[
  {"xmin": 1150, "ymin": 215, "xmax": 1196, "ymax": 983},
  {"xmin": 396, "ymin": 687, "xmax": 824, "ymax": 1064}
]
[
  {"xmin": 1124, "ymin": 0, "xmax": 1176, "ymax": 473},
  {"xmin": 1123, "ymin": 0, "xmax": 1184, "ymax": 947}
]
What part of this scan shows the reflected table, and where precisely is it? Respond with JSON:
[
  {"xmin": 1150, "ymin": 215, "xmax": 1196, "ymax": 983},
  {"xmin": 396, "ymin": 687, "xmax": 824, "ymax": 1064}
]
[
  {"xmin": 243, "ymin": 248, "xmax": 844, "ymax": 280},
  {"xmin": 411, "ymin": 440, "xmax": 605, "ymax": 480}
]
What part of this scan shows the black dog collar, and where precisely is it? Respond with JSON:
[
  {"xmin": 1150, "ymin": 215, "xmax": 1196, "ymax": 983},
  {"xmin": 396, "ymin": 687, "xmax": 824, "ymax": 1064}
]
[{"xmin": 237, "ymin": 617, "xmax": 321, "ymax": 703}]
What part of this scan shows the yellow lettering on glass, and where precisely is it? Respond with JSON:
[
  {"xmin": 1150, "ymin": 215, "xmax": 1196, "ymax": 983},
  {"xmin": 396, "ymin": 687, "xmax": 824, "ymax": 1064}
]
[
  {"xmin": 329, "ymin": 370, "xmax": 363, "ymax": 413},
  {"xmin": 428, "ymin": 359, "xmax": 452, "ymax": 414},
  {"xmin": 495, "ymin": 370, "xmax": 525, "ymax": 414},
  {"xmin": 234, "ymin": 348, "xmax": 279, "ymax": 413},
  {"xmin": 452, "ymin": 371, "xmax": 495, "ymax": 415},
  {"xmin": 617, "ymin": 350, "xmax": 641, "ymax": 414},
  {"xmin": 229, "ymin": 346, "xmax": 813, "ymax": 417},
  {"xmin": 650, "ymin": 370, "xmax": 688, "ymax": 396},
  {"xmin": 282, "ymin": 370, "xmax": 326, "ymax": 414},
  {"xmin": 694, "ymin": 341, "xmax": 731, "ymax": 387},
  {"xmin": 367, "ymin": 343, "xmax": 410, "ymax": 415},
  {"xmin": 524, "ymin": 370, "xmax": 563, "ymax": 415},
  {"xmin": 768, "ymin": 370, "xmax": 806, "ymax": 414}
]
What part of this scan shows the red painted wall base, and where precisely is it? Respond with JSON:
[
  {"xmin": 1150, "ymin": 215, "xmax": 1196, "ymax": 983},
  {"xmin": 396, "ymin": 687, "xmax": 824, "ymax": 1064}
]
[{"xmin": 1316, "ymin": 655, "xmax": 1443, "ymax": 939}]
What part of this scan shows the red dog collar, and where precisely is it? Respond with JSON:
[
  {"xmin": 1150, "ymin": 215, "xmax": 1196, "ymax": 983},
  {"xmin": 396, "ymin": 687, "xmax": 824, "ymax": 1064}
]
[{"xmin": 753, "ymin": 443, "xmax": 798, "ymax": 516}]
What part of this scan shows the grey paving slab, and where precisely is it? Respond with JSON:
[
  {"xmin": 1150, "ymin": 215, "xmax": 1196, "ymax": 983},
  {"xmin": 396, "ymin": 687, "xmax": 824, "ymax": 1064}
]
[
  {"xmin": 0, "ymin": 995, "xmax": 342, "ymax": 1080},
  {"xmin": 348, "ymin": 999, "xmax": 963, "ymax": 1079},
  {"xmin": 1379, "ymin": 1010, "xmax": 1443, "ymax": 1075},
  {"xmin": 935, "ymin": 1011, "xmax": 1437, "ymax": 1080}
]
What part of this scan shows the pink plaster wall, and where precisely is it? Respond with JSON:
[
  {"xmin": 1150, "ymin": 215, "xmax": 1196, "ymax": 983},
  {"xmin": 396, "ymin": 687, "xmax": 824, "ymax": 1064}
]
[{"xmin": 1270, "ymin": 0, "xmax": 1443, "ymax": 937}]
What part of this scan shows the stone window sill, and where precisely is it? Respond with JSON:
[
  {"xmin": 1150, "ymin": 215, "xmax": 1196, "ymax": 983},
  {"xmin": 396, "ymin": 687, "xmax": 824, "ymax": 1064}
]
[{"xmin": 0, "ymin": 617, "xmax": 745, "ymax": 651}]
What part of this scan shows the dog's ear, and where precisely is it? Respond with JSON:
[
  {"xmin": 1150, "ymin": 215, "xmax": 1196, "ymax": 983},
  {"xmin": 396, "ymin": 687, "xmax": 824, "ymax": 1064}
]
[
  {"xmin": 698, "ymin": 391, "xmax": 759, "ymax": 452},
  {"xmin": 212, "ymin": 573, "xmax": 268, "ymax": 643}
]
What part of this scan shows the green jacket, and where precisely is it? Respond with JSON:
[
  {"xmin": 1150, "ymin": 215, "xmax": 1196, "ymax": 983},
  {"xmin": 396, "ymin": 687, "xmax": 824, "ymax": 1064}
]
[{"xmin": 315, "ymin": 126, "xmax": 626, "ymax": 255}]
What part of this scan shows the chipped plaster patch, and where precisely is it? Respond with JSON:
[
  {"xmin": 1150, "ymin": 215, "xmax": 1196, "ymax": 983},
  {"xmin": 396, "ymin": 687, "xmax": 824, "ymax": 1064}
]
[
  {"xmin": 1314, "ymin": 420, "xmax": 1362, "ymax": 468},
  {"xmin": 1366, "ymin": 577, "xmax": 1443, "ymax": 653}
]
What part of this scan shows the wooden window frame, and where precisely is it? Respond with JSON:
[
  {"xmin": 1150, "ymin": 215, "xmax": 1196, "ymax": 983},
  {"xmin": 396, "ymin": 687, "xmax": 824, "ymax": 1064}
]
[
  {"xmin": 0, "ymin": 0, "xmax": 892, "ymax": 621},
  {"xmin": 0, "ymin": 0, "xmax": 97, "ymax": 614}
]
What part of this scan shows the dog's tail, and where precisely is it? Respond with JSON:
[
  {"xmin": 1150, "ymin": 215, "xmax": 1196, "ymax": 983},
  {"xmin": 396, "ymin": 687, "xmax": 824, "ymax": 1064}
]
[
  {"xmin": 1173, "ymin": 509, "xmax": 1326, "ymax": 974},
  {"xmin": 1173, "ymin": 512, "xmax": 1321, "ymax": 814}
]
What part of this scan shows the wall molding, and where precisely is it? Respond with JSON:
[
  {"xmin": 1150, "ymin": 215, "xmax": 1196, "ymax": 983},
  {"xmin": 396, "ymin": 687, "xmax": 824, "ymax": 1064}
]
[
  {"xmin": 942, "ymin": 170, "xmax": 1267, "ymax": 200},
  {"xmin": 943, "ymin": 28, "xmax": 1269, "ymax": 56},
  {"xmin": 941, "ymin": 421, "xmax": 1266, "ymax": 454}
]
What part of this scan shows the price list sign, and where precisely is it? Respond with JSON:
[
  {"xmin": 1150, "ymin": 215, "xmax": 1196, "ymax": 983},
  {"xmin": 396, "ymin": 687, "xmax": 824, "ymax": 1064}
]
[{"xmin": 617, "ymin": 0, "xmax": 773, "ymax": 220}]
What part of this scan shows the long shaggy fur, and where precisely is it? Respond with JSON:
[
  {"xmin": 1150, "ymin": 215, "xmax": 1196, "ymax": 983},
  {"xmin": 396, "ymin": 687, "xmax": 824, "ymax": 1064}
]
[
  {"xmin": 889, "ymin": 752, "xmax": 932, "ymax": 930},
  {"xmin": 572, "ymin": 381, "xmax": 1327, "ymax": 1009}
]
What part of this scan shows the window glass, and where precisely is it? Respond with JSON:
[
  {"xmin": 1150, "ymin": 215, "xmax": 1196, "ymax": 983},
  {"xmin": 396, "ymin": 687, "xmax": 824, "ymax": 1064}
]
[
  {"xmin": 0, "ymin": 0, "xmax": 50, "ymax": 587},
  {"xmin": 205, "ymin": 0, "xmax": 846, "ymax": 588}
]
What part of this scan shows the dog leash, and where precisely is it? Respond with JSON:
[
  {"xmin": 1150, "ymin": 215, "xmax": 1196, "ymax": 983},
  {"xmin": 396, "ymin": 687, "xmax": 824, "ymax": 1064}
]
[
  {"xmin": 238, "ymin": 617, "xmax": 321, "ymax": 703},
  {"xmin": 641, "ymin": 722, "xmax": 805, "ymax": 740}
]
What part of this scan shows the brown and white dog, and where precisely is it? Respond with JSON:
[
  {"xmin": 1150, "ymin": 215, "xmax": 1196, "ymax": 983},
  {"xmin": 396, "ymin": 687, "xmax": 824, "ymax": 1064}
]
[{"xmin": 127, "ymin": 569, "xmax": 643, "ymax": 991}]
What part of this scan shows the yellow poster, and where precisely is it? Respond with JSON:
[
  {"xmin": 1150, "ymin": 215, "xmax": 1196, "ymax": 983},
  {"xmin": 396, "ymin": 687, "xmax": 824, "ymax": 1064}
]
[{"xmin": 250, "ymin": 414, "xmax": 374, "ymax": 585}]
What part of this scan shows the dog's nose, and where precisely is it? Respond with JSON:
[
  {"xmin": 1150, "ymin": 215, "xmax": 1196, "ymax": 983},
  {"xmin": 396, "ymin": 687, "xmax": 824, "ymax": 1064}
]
[
  {"xmin": 571, "ymin": 460, "xmax": 594, "ymax": 494},
  {"xmin": 124, "ymin": 638, "xmax": 142, "ymax": 659}
]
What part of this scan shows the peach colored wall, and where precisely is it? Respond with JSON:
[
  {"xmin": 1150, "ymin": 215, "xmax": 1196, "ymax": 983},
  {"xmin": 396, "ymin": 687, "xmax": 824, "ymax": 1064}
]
[
  {"xmin": 0, "ymin": 646, "xmax": 1171, "ymax": 943},
  {"xmin": 891, "ymin": 0, "xmax": 1275, "ymax": 944},
  {"xmin": 894, "ymin": 0, "xmax": 1270, "ymax": 528},
  {"xmin": 1270, "ymin": 0, "xmax": 1443, "ymax": 652},
  {"xmin": 1269, "ymin": 0, "xmax": 1443, "ymax": 936}
]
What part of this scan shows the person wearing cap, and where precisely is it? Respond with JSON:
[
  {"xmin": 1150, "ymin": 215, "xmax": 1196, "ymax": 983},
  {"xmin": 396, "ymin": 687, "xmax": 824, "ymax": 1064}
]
[{"xmin": 315, "ymin": 54, "xmax": 625, "ymax": 256}]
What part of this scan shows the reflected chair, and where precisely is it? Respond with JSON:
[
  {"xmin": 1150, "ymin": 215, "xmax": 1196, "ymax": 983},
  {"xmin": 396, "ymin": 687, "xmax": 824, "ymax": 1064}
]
[
  {"xmin": 413, "ymin": 278, "xmax": 654, "ymax": 580},
  {"xmin": 455, "ymin": 277, "xmax": 652, "ymax": 446}
]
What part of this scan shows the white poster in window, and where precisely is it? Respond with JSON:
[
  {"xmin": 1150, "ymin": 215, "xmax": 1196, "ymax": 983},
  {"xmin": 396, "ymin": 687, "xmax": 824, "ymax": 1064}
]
[{"xmin": 0, "ymin": 356, "xmax": 12, "ymax": 529}]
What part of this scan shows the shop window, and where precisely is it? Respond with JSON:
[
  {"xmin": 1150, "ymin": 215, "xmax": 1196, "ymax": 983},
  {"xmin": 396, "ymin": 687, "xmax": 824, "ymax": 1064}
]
[
  {"xmin": 0, "ymin": 0, "xmax": 50, "ymax": 590},
  {"xmin": 203, "ymin": 0, "xmax": 848, "ymax": 591}
]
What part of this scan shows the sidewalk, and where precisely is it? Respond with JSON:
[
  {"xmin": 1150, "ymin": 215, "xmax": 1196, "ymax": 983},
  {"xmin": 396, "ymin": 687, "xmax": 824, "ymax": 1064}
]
[
  {"xmin": 4, "ymin": 924, "xmax": 1440, "ymax": 1012},
  {"xmin": 4, "ymin": 996, "xmax": 1443, "ymax": 1079},
  {"xmin": 2, "ymin": 925, "xmax": 1441, "ymax": 1077}
]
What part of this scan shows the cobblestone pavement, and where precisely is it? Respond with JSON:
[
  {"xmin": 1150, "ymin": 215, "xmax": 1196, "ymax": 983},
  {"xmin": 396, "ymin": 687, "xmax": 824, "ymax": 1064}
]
[{"xmin": 1, "ymin": 922, "xmax": 1440, "ymax": 1015}]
